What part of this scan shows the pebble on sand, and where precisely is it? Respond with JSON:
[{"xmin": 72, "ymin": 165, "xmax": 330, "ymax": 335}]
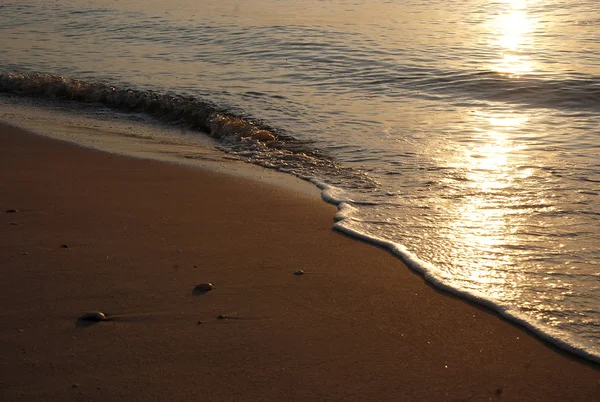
[
  {"xmin": 293, "ymin": 270, "xmax": 305, "ymax": 276},
  {"xmin": 61, "ymin": 244, "xmax": 70, "ymax": 248},
  {"xmin": 194, "ymin": 283, "xmax": 213, "ymax": 292},
  {"xmin": 79, "ymin": 311, "xmax": 108, "ymax": 322},
  {"xmin": 6, "ymin": 208, "xmax": 19, "ymax": 213}
]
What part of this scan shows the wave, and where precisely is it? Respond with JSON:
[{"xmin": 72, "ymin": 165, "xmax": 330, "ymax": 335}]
[
  {"xmin": 0, "ymin": 71, "xmax": 281, "ymax": 144},
  {"xmin": 0, "ymin": 71, "xmax": 377, "ymax": 190},
  {"xmin": 373, "ymin": 69, "xmax": 600, "ymax": 112}
]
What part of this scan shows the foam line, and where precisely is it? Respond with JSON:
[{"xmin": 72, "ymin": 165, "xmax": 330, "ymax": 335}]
[{"xmin": 318, "ymin": 182, "xmax": 600, "ymax": 365}]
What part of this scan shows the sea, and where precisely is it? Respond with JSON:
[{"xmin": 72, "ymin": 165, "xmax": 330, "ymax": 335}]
[{"xmin": 1, "ymin": 0, "xmax": 599, "ymax": 363}]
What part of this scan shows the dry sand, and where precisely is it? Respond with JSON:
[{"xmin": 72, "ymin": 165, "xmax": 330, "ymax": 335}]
[{"xmin": 0, "ymin": 122, "xmax": 598, "ymax": 401}]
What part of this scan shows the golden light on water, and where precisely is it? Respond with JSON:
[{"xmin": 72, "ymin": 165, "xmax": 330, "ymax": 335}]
[
  {"xmin": 488, "ymin": 0, "xmax": 537, "ymax": 76},
  {"xmin": 444, "ymin": 109, "xmax": 531, "ymax": 297},
  {"xmin": 463, "ymin": 111, "xmax": 529, "ymax": 190}
]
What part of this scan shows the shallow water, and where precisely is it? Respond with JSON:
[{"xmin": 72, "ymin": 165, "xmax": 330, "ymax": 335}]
[{"xmin": 1, "ymin": 0, "xmax": 599, "ymax": 361}]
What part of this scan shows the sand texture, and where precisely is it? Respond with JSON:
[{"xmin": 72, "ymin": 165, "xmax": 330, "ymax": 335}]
[{"xmin": 1, "ymin": 123, "xmax": 598, "ymax": 401}]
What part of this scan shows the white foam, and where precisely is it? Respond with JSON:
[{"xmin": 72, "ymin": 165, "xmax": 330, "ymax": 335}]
[{"xmin": 318, "ymin": 182, "xmax": 600, "ymax": 365}]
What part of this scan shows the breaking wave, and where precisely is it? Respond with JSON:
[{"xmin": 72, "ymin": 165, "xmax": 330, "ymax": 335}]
[{"xmin": 0, "ymin": 71, "xmax": 376, "ymax": 189}]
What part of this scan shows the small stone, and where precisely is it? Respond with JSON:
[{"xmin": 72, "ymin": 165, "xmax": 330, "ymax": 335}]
[
  {"xmin": 293, "ymin": 270, "xmax": 305, "ymax": 276},
  {"xmin": 10, "ymin": 222, "xmax": 19, "ymax": 226},
  {"xmin": 217, "ymin": 314, "xmax": 227, "ymax": 320},
  {"xmin": 494, "ymin": 388, "xmax": 503, "ymax": 396},
  {"xmin": 21, "ymin": 252, "xmax": 28, "ymax": 256},
  {"xmin": 72, "ymin": 383, "xmax": 79, "ymax": 389},
  {"xmin": 61, "ymin": 244, "xmax": 69, "ymax": 248},
  {"xmin": 79, "ymin": 311, "xmax": 107, "ymax": 322},
  {"xmin": 193, "ymin": 283, "xmax": 213, "ymax": 293},
  {"xmin": 193, "ymin": 265, "xmax": 198, "ymax": 268},
  {"xmin": 196, "ymin": 320, "xmax": 203, "ymax": 325},
  {"xmin": 5, "ymin": 208, "xmax": 19, "ymax": 213}
]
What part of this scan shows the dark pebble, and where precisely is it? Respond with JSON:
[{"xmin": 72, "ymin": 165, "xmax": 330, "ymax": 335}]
[
  {"xmin": 196, "ymin": 320, "xmax": 203, "ymax": 325},
  {"xmin": 217, "ymin": 314, "xmax": 227, "ymax": 320},
  {"xmin": 194, "ymin": 283, "xmax": 213, "ymax": 292},
  {"xmin": 80, "ymin": 311, "xmax": 107, "ymax": 321},
  {"xmin": 293, "ymin": 270, "xmax": 305, "ymax": 276},
  {"xmin": 61, "ymin": 244, "xmax": 69, "ymax": 248},
  {"xmin": 5, "ymin": 209, "xmax": 19, "ymax": 213},
  {"xmin": 10, "ymin": 222, "xmax": 19, "ymax": 226}
]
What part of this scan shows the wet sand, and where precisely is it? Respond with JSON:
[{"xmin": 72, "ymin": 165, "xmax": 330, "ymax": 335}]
[{"xmin": 0, "ymin": 123, "xmax": 598, "ymax": 401}]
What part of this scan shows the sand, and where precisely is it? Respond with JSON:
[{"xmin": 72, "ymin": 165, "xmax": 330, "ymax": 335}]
[{"xmin": 0, "ymin": 122, "xmax": 598, "ymax": 401}]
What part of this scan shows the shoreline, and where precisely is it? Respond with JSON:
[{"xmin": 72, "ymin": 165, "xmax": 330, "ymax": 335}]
[
  {"xmin": 4, "ymin": 92, "xmax": 600, "ymax": 365},
  {"xmin": 330, "ymin": 221, "xmax": 600, "ymax": 365},
  {"xmin": 4, "ymin": 93, "xmax": 599, "ymax": 365},
  {"xmin": 1, "ymin": 122, "xmax": 598, "ymax": 401}
]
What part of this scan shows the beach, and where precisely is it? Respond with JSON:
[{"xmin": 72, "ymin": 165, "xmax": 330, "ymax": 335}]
[
  {"xmin": 3, "ymin": 0, "xmax": 600, "ymax": 361},
  {"xmin": 0, "ymin": 122, "xmax": 598, "ymax": 401}
]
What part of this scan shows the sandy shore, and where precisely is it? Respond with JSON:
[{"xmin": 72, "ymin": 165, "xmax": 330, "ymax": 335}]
[{"xmin": 0, "ymin": 122, "xmax": 598, "ymax": 401}]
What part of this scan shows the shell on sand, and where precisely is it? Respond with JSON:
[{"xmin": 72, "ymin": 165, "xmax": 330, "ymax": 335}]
[{"xmin": 80, "ymin": 311, "xmax": 108, "ymax": 321}]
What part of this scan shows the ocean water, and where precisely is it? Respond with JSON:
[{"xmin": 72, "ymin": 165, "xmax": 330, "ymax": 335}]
[{"xmin": 1, "ymin": 0, "xmax": 599, "ymax": 362}]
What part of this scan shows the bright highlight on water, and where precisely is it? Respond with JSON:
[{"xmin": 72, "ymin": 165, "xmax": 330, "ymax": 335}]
[{"xmin": 1, "ymin": 0, "xmax": 599, "ymax": 362}]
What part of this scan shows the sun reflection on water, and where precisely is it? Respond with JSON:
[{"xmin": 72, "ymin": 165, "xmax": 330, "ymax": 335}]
[
  {"xmin": 487, "ymin": 0, "xmax": 537, "ymax": 76},
  {"xmin": 443, "ymin": 110, "xmax": 533, "ymax": 298}
]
